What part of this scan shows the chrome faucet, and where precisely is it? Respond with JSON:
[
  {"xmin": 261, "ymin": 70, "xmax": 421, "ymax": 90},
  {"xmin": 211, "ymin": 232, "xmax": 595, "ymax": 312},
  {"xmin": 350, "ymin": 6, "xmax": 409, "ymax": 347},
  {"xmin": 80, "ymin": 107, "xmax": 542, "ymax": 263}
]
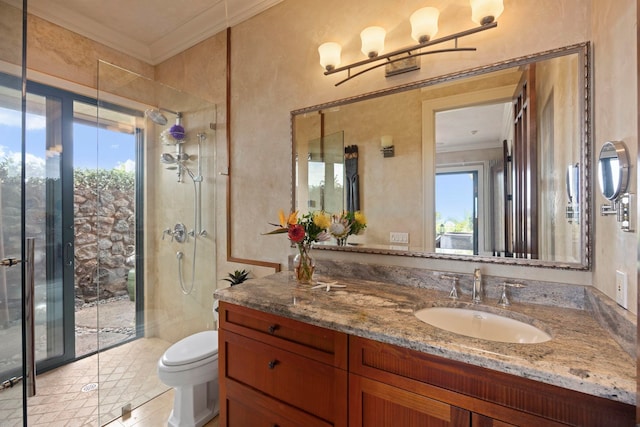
[{"xmin": 472, "ymin": 268, "xmax": 482, "ymax": 303}]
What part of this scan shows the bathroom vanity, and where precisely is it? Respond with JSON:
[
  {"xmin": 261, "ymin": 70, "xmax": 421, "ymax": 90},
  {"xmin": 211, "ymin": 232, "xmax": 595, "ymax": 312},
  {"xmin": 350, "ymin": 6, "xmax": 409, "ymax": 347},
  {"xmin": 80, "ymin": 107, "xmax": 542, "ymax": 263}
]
[{"xmin": 215, "ymin": 272, "xmax": 635, "ymax": 426}]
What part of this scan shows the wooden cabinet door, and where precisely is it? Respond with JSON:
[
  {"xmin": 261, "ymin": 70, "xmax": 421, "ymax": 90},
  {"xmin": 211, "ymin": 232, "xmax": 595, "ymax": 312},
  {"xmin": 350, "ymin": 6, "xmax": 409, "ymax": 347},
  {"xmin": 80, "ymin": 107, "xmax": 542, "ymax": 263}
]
[
  {"xmin": 349, "ymin": 374, "xmax": 470, "ymax": 427},
  {"xmin": 473, "ymin": 413, "xmax": 518, "ymax": 427}
]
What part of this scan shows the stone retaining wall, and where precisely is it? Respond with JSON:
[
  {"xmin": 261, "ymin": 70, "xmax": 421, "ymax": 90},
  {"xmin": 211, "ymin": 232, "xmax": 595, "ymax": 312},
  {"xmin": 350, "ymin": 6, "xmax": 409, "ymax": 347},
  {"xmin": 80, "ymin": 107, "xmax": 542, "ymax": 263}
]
[
  {"xmin": 74, "ymin": 186, "xmax": 136, "ymax": 303},
  {"xmin": 0, "ymin": 178, "xmax": 135, "ymax": 311}
]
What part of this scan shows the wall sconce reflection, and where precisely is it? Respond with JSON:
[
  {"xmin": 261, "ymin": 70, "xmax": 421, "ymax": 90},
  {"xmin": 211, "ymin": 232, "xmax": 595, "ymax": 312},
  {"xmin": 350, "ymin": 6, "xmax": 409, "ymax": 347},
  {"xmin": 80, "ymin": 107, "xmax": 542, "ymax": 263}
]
[
  {"xmin": 381, "ymin": 135, "xmax": 394, "ymax": 158},
  {"xmin": 318, "ymin": 0, "xmax": 504, "ymax": 86}
]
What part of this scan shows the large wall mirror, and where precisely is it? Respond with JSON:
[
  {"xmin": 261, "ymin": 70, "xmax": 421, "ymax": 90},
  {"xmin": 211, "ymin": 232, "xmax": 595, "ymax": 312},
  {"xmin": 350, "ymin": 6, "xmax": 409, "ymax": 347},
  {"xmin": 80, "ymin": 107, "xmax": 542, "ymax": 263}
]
[{"xmin": 292, "ymin": 43, "xmax": 590, "ymax": 270}]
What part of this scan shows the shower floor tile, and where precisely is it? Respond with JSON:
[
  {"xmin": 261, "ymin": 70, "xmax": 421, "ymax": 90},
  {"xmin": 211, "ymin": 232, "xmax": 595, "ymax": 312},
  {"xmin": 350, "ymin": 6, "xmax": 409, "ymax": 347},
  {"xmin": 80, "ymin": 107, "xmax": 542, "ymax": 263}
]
[{"xmin": 1, "ymin": 337, "xmax": 171, "ymax": 426}]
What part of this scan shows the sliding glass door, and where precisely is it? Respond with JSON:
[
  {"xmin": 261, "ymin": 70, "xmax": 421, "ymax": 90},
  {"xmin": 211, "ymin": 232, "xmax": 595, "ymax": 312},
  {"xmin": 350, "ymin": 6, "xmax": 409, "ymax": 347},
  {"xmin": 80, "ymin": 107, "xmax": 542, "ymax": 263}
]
[{"xmin": 0, "ymin": 72, "xmax": 143, "ymax": 425}]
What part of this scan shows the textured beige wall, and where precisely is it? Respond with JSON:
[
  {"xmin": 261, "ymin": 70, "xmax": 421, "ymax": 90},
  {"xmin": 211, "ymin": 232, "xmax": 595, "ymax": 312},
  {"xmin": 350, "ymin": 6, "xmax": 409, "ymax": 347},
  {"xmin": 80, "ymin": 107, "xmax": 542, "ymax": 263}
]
[
  {"xmin": 536, "ymin": 55, "xmax": 581, "ymax": 263},
  {"xmin": 151, "ymin": 35, "xmax": 228, "ymax": 339},
  {"xmin": 225, "ymin": 0, "xmax": 635, "ymax": 311},
  {"xmin": 27, "ymin": 14, "xmax": 153, "ymax": 86},
  {"xmin": 0, "ymin": 2, "xmax": 22, "ymax": 67},
  {"xmin": 319, "ymin": 90, "xmax": 424, "ymax": 248},
  {"xmin": 591, "ymin": 0, "xmax": 638, "ymax": 312}
]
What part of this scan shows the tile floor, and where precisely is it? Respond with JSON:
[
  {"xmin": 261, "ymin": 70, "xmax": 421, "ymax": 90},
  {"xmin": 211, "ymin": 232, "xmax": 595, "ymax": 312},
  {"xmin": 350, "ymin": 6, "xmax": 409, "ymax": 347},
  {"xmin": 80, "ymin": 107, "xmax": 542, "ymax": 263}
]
[{"xmin": 0, "ymin": 337, "xmax": 172, "ymax": 426}]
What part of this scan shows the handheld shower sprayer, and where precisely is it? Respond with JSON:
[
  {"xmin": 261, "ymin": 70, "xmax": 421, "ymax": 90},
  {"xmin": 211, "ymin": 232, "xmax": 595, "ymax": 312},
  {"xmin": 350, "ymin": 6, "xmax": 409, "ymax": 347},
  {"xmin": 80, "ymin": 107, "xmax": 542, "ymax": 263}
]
[{"xmin": 160, "ymin": 131, "xmax": 207, "ymax": 296}]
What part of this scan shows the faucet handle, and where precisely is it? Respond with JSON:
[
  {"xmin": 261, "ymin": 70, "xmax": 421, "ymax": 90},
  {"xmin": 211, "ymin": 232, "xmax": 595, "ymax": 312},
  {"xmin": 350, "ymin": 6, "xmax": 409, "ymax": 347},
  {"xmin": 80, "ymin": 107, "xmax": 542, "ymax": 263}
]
[
  {"xmin": 440, "ymin": 275, "xmax": 459, "ymax": 299},
  {"xmin": 503, "ymin": 282, "xmax": 526, "ymax": 288},
  {"xmin": 161, "ymin": 228, "xmax": 172, "ymax": 240},
  {"xmin": 497, "ymin": 282, "xmax": 526, "ymax": 306}
]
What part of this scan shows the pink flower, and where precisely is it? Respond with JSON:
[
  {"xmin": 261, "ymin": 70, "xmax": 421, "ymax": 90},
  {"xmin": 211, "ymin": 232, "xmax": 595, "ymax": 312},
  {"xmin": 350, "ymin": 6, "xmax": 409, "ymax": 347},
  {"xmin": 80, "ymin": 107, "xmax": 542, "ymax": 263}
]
[{"xmin": 288, "ymin": 224, "xmax": 306, "ymax": 243}]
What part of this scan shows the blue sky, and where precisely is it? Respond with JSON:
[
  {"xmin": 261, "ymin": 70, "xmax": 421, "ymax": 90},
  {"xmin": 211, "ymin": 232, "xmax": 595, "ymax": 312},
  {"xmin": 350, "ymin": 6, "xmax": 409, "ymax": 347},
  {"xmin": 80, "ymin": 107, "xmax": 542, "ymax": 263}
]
[
  {"xmin": 436, "ymin": 173, "xmax": 474, "ymax": 225},
  {"xmin": 0, "ymin": 107, "xmax": 135, "ymax": 177}
]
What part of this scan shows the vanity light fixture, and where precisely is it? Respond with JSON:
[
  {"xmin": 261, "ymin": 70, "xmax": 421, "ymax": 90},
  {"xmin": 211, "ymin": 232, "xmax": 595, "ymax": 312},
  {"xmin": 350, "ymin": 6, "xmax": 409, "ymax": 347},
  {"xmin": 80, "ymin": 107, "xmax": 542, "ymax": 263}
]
[{"xmin": 318, "ymin": 0, "xmax": 503, "ymax": 86}]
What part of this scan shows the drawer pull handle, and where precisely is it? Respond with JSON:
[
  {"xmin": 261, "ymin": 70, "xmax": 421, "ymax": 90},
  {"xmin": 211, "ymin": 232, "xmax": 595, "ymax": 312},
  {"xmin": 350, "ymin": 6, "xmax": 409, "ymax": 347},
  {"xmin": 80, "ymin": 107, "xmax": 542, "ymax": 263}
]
[
  {"xmin": 267, "ymin": 324, "xmax": 279, "ymax": 334},
  {"xmin": 268, "ymin": 359, "xmax": 279, "ymax": 369}
]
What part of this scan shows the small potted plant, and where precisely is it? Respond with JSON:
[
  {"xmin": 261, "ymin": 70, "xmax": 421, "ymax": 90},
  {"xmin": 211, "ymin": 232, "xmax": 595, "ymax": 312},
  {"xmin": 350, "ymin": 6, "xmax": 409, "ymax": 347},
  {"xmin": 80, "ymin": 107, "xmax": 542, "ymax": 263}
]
[{"xmin": 222, "ymin": 269, "xmax": 250, "ymax": 286}]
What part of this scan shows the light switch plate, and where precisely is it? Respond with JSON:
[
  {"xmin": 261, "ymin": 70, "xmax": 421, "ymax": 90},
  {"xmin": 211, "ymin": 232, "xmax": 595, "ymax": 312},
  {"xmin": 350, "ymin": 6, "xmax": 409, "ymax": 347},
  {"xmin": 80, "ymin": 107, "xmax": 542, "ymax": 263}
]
[
  {"xmin": 390, "ymin": 232, "xmax": 409, "ymax": 244},
  {"xmin": 615, "ymin": 270, "xmax": 628, "ymax": 309}
]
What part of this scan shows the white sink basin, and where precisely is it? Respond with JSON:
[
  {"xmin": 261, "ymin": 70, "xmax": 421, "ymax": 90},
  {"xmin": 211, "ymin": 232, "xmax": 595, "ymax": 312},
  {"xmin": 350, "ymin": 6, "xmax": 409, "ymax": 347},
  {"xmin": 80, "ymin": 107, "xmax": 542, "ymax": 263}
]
[{"xmin": 414, "ymin": 306, "xmax": 551, "ymax": 344}]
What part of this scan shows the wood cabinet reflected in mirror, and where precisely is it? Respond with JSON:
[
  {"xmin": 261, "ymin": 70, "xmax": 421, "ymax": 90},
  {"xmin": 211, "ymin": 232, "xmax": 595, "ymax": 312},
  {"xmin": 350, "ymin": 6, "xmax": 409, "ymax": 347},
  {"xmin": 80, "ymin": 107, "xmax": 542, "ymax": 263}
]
[{"xmin": 292, "ymin": 43, "xmax": 591, "ymax": 270}]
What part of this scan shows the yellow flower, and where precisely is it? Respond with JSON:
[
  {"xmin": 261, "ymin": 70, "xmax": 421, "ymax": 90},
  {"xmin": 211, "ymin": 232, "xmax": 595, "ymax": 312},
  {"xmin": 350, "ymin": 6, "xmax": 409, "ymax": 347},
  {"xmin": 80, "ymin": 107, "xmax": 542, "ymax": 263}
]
[
  {"xmin": 354, "ymin": 211, "xmax": 367, "ymax": 225},
  {"xmin": 278, "ymin": 209, "xmax": 298, "ymax": 227},
  {"xmin": 313, "ymin": 211, "xmax": 331, "ymax": 230},
  {"xmin": 288, "ymin": 211, "xmax": 299, "ymax": 225}
]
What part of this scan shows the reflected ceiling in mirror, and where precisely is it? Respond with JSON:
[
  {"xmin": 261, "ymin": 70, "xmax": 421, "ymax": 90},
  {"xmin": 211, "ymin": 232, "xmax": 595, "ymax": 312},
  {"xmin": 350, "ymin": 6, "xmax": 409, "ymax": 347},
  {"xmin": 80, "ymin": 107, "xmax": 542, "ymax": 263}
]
[{"xmin": 292, "ymin": 43, "xmax": 591, "ymax": 270}]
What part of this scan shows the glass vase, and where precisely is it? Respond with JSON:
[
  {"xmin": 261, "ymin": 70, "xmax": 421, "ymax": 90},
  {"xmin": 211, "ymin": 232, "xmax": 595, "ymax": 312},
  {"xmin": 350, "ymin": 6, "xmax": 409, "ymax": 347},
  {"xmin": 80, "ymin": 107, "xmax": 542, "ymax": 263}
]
[
  {"xmin": 293, "ymin": 243, "xmax": 315, "ymax": 284},
  {"xmin": 336, "ymin": 236, "xmax": 348, "ymax": 246}
]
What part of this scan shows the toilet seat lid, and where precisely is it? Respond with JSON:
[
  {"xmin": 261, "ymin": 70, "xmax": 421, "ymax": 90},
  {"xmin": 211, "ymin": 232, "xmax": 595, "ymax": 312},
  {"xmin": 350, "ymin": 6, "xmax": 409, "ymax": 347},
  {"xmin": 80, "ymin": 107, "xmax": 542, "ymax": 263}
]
[{"xmin": 162, "ymin": 331, "xmax": 219, "ymax": 366}]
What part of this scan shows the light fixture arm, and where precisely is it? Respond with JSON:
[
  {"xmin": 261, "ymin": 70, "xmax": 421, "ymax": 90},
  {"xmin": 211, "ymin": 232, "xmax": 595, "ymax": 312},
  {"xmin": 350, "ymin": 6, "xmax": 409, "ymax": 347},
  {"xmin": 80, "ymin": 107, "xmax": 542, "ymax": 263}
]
[
  {"xmin": 334, "ymin": 47, "xmax": 477, "ymax": 86},
  {"xmin": 324, "ymin": 22, "xmax": 497, "ymax": 86}
]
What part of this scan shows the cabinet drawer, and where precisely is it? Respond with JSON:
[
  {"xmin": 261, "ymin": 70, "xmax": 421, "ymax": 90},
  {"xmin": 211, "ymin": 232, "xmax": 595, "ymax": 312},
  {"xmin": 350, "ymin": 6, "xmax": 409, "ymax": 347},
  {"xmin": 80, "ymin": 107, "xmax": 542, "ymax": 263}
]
[
  {"xmin": 219, "ymin": 302, "xmax": 347, "ymax": 368},
  {"xmin": 225, "ymin": 379, "xmax": 332, "ymax": 427},
  {"xmin": 222, "ymin": 330, "xmax": 347, "ymax": 423}
]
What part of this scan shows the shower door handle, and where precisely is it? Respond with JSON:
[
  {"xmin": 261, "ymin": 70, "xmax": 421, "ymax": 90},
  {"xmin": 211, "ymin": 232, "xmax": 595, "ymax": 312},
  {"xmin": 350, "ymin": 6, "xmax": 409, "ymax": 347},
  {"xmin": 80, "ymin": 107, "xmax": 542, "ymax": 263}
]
[
  {"xmin": 24, "ymin": 238, "xmax": 36, "ymax": 397},
  {"xmin": 2, "ymin": 239, "xmax": 37, "ymax": 397},
  {"xmin": 64, "ymin": 241, "xmax": 73, "ymax": 266}
]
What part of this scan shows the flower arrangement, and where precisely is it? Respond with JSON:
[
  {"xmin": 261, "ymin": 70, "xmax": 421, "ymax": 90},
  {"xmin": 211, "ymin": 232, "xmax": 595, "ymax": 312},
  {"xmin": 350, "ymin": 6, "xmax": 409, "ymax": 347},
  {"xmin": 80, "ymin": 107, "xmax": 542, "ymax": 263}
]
[
  {"xmin": 266, "ymin": 210, "xmax": 331, "ymax": 283},
  {"xmin": 267, "ymin": 210, "xmax": 332, "ymax": 244},
  {"xmin": 330, "ymin": 211, "xmax": 367, "ymax": 245}
]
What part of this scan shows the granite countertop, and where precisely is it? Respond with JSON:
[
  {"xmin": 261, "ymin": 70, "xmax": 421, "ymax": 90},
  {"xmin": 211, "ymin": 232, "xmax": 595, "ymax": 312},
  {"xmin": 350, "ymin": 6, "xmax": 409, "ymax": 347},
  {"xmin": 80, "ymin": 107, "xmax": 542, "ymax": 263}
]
[{"xmin": 214, "ymin": 271, "xmax": 636, "ymax": 405}]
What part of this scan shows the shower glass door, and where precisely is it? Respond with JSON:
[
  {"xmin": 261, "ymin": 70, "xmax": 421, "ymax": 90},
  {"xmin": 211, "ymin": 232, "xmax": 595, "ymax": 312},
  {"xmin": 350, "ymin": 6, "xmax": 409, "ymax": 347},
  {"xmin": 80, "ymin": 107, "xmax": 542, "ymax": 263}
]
[
  {"xmin": 0, "ymin": 0, "xmax": 26, "ymax": 424},
  {"xmin": 97, "ymin": 60, "xmax": 218, "ymax": 424},
  {"xmin": 0, "ymin": 75, "xmax": 26, "ymax": 426}
]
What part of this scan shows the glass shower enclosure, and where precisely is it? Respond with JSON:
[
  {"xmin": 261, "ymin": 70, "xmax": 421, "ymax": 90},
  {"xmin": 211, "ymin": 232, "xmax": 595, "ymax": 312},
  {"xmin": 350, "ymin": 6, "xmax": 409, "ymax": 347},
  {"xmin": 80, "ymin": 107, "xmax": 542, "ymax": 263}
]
[{"xmin": 0, "ymin": 2, "xmax": 217, "ymax": 422}]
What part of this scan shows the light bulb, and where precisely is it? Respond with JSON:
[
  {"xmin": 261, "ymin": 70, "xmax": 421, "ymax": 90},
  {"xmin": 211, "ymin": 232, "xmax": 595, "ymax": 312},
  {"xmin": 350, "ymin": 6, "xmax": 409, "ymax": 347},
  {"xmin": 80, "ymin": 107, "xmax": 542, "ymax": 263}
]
[
  {"xmin": 318, "ymin": 42, "xmax": 342, "ymax": 71},
  {"xmin": 470, "ymin": 0, "xmax": 504, "ymax": 25},
  {"xmin": 410, "ymin": 7, "xmax": 439, "ymax": 43},
  {"xmin": 360, "ymin": 26, "xmax": 386, "ymax": 58}
]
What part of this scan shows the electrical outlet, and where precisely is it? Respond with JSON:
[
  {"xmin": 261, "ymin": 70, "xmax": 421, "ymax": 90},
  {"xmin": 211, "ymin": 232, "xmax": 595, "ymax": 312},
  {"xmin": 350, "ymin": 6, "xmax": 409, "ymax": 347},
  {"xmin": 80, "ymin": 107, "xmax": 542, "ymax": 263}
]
[
  {"xmin": 615, "ymin": 270, "xmax": 628, "ymax": 309},
  {"xmin": 390, "ymin": 232, "xmax": 409, "ymax": 244}
]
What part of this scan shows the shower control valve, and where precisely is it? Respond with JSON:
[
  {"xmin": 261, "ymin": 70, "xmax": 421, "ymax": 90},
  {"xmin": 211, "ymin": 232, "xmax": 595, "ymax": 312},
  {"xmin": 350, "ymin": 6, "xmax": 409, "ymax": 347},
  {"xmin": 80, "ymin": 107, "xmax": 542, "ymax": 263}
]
[{"xmin": 172, "ymin": 223, "xmax": 187, "ymax": 243}]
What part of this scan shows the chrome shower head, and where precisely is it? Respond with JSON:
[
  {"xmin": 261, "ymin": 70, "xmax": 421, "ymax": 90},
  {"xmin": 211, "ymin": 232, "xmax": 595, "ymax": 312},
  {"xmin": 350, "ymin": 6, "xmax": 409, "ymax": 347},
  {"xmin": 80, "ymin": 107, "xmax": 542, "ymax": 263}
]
[{"xmin": 145, "ymin": 108, "xmax": 168, "ymax": 126}]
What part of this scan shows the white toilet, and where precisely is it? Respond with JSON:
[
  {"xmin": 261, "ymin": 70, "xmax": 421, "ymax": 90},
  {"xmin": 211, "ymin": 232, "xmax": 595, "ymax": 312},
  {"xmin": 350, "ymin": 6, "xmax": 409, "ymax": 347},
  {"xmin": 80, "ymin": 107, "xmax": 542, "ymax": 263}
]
[{"xmin": 157, "ymin": 330, "xmax": 220, "ymax": 427}]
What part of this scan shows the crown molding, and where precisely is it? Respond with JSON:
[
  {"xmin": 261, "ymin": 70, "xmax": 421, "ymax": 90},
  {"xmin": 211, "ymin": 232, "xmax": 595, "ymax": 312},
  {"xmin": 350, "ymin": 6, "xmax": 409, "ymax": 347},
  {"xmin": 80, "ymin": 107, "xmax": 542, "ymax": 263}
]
[
  {"xmin": 27, "ymin": 1, "xmax": 154, "ymax": 63},
  {"xmin": 150, "ymin": 0, "xmax": 283, "ymax": 64},
  {"xmin": 22, "ymin": 0, "xmax": 283, "ymax": 65}
]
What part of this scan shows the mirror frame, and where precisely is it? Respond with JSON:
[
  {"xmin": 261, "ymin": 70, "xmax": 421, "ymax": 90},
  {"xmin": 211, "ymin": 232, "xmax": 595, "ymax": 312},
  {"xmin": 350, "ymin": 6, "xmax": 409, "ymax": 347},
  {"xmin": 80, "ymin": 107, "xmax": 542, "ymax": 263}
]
[{"xmin": 291, "ymin": 42, "xmax": 591, "ymax": 270}]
